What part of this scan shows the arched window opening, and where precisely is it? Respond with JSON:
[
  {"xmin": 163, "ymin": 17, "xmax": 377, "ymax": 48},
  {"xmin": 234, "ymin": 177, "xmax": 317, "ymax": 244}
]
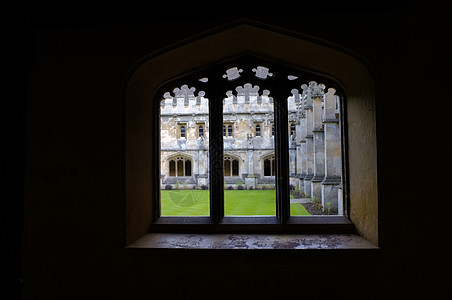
[
  {"xmin": 127, "ymin": 23, "xmax": 378, "ymax": 246},
  {"xmin": 264, "ymin": 155, "xmax": 276, "ymax": 176},
  {"xmin": 224, "ymin": 156, "xmax": 239, "ymax": 177},
  {"xmin": 168, "ymin": 156, "xmax": 192, "ymax": 177},
  {"xmin": 198, "ymin": 125, "xmax": 204, "ymax": 138},
  {"xmin": 255, "ymin": 124, "xmax": 261, "ymax": 137}
]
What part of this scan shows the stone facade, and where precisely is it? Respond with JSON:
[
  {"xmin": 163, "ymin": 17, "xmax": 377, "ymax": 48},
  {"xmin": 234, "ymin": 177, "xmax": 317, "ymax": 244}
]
[{"xmin": 160, "ymin": 81, "xmax": 343, "ymax": 213}]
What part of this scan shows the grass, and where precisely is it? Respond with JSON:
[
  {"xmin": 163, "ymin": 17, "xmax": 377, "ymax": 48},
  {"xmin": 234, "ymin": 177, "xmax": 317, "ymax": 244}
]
[{"xmin": 161, "ymin": 189, "xmax": 310, "ymax": 216}]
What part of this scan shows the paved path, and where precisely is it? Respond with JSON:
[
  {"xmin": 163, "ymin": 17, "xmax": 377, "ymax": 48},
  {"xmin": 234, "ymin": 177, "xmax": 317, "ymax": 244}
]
[{"xmin": 290, "ymin": 198, "xmax": 313, "ymax": 204}]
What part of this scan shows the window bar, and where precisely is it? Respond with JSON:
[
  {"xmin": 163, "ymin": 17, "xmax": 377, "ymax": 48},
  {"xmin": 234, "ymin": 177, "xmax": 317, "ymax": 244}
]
[
  {"xmin": 206, "ymin": 80, "xmax": 224, "ymax": 224},
  {"xmin": 273, "ymin": 73, "xmax": 290, "ymax": 223}
]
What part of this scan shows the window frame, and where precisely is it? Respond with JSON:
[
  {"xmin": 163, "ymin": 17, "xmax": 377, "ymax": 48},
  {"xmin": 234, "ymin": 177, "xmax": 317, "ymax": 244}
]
[
  {"xmin": 167, "ymin": 155, "xmax": 192, "ymax": 177},
  {"xmin": 198, "ymin": 124, "xmax": 204, "ymax": 138},
  {"xmin": 179, "ymin": 124, "xmax": 186, "ymax": 139},
  {"xmin": 255, "ymin": 124, "xmax": 261, "ymax": 137},
  {"xmin": 125, "ymin": 22, "xmax": 379, "ymax": 246},
  {"xmin": 153, "ymin": 55, "xmax": 353, "ymax": 230}
]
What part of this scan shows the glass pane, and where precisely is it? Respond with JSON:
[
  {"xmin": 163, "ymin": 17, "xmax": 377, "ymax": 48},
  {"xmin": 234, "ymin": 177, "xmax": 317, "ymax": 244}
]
[
  {"xmin": 223, "ymin": 82, "xmax": 276, "ymax": 216},
  {"xmin": 169, "ymin": 160, "xmax": 175, "ymax": 176},
  {"xmin": 160, "ymin": 85, "xmax": 210, "ymax": 216},
  {"xmin": 264, "ymin": 159, "xmax": 271, "ymax": 176},
  {"xmin": 185, "ymin": 160, "xmax": 192, "ymax": 176},
  {"xmin": 288, "ymin": 82, "xmax": 342, "ymax": 216},
  {"xmin": 224, "ymin": 159, "xmax": 231, "ymax": 176},
  {"xmin": 177, "ymin": 160, "xmax": 184, "ymax": 176}
]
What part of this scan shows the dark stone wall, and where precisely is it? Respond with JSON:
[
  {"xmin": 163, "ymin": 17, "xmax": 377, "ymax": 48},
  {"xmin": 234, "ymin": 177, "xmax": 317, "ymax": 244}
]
[{"xmin": 2, "ymin": 1, "xmax": 448, "ymax": 299}]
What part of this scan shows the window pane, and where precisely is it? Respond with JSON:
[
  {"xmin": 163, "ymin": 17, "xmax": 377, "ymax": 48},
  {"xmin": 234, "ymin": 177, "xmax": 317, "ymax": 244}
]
[
  {"xmin": 185, "ymin": 160, "xmax": 192, "ymax": 176},
  {"xmin": 288, "ymin": 82, "xmax": 342, "ymax": 216},
  {"xmin": 255, "ymin": 124, "xmax": 261, "ymax": 136},
  {"xmin": 264, "ymin": 159, "xmax": 270, "ymax": 176},
  {"xmin": 232, "ymin": 159, "xmax": 239, "ymax": 176},
  {"xmin": 169, "ymin": 160, "xmax": 175, "ymax": 176},
  {"xmin": 223, "ymin": 82, "xmax": 276, "ymax": 216},
  {"xmin": 177, "ymin": 159, "xmax": 184, "ymax": 176},
  {"xmin": 160, "ymin": 86, "xmax": 210, "ymax": 216},
  {"xmin": 224, "ymin": 159, "xmax": 231, "ymax": 176}
]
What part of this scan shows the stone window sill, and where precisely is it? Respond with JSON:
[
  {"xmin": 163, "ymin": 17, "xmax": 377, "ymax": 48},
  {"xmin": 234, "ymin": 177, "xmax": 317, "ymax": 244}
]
[{"xmin": 126, "ymin": 233, "xmax": 379, "ymax": 250}]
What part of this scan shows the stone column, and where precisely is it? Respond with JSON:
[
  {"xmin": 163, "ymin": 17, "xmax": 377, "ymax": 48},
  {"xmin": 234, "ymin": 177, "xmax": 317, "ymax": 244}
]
[
  {"xmin": 310, "ymin": 82, "xmax": 326, "ymax": 204},
  {"xmin": 245, "ymin": 134, "xmax": 256, "ymax": 189},
  {"xmin": 196, "ymin": 137, "xmax": 208, "ymax": 187},
  {"xmin": 301, "ymin": 83, "xmax": 314, "ymax": 198},
  {"xmin": 321, "ymin": 88, "xmax": 341, "ymax": 214},
  {"xmin": 298, "ymin": 112, "xmax": 307, "ymax": 195},
  {"xmin": 289, "ymin": 140, "xmax": 297, "ymax": 186}
]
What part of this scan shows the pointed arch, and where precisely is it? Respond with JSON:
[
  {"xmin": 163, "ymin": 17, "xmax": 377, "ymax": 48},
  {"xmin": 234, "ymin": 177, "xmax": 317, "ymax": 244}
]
[
  {"xmin": 165, "ymin": 153, "xmax": 193, "ymax": 177},
  {"xmin": 223, "ymin": 153, "xmax": 241, "ymax": 177},
  {"xmin": 125, "ymin": 20, "xmax": 378, "ymax": 245}
]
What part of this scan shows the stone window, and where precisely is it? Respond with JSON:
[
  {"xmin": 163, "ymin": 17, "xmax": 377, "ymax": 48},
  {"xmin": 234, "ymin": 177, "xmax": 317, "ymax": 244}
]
[
  {"xmin": 180, "ymin": 125, "xmax": 186, "ymax": 138},
  {"xmin": 223, "ymin": 124, "xmax": 233, "ymax": 137},
  {"xmin": 224, "ymin": 156, "xmax": 239, "ymax": 176},
  {"xmin": 255, "ymin": 124, "xmax": 261, "ymax": 137},
  {"xmin": 290, "ymin": 123, "xmax": 296, "ymax": 136},
  {"xmin": 227, "ymin": 125, "xmax": 233, "ymax": 137},
  {"xmin": 125, "ymin": 23, "xmax": 378, "ymax": 247},
  {"xmin": 264, "ymin": 155, "xmax": 276, "ymax": 176},
  {"xmin": 168, "ymin": 156, "xmax": 192, "ymax": 177},
  {"xmin": 198, "ymin": 125, "xmax": 204, "ymax": 138}
]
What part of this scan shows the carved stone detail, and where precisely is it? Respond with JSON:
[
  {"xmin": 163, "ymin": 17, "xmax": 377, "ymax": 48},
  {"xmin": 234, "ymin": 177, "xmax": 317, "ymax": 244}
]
[
  {"xmin": 252, "ymin": 66, "xmax": 273, "ymax": 79},
  {"xmin": 222, "ymin": 67, "xmax": 243, "ymax": 81},
  {"xmin": 236, "ymin": 83, "xmax": 260, "ymax": 103}
]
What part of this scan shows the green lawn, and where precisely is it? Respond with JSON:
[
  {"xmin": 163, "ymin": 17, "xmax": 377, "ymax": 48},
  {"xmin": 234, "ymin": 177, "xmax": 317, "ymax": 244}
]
[{"xmin": 161, "ymin": 189, "xmax": 310, "ymax": 216}]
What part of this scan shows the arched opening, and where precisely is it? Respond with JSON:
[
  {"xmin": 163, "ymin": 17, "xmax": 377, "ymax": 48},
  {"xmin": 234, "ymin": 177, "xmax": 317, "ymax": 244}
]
[
  {"xmin": 263, "ymin": 155, "xmax": 276, "ymax": 177},
  {"xmin": 224, "ymin": 155, "xmax": 240, "ymax": 177},
  {"xmin": 167, "ymin": 155, "xmax": 192, "ymax": 177},
  {"xmin": 125, "ymin": 21, "xmax": 378, "ymax": 245}
]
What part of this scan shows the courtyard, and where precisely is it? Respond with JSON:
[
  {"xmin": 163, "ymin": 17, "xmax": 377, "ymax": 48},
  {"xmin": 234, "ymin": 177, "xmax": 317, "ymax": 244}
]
[{"xmin": 161, "ymin": 189, "xmax": 311, "ymax": 216}]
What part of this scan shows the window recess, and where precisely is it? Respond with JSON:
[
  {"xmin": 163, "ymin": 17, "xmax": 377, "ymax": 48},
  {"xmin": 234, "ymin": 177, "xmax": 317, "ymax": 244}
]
[{"xmin": 156, "ymin": 55, "xmax": 349, "ymax": 230}]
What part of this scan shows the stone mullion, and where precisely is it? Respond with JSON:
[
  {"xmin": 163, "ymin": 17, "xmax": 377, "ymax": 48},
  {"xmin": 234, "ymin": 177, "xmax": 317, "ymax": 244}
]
[
  {"xmin": 321, "ymin": 88, "xmax": 342, "ymax": 214},
  {"xmin": 311, "ymin": 92, "xmax": 325, "ymax": 203}
]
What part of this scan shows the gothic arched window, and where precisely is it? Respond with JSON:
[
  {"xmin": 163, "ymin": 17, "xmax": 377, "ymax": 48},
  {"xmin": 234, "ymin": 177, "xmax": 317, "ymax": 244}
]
[
  {"xmin": 198, "ymin": 125, "xmax": 204, "ymax": 138},
  {"xmin": 127, "ymin": 23, "xmax": 379, "ymax": 246},
  {"xmin": 168, "ymin": 156, "xmax": 192, "ymax": 177},
  {"xmin": 224, "ymin": 156, "xmax": 239, "ymax": 176},
  {"xmin": 264, "ymin": 155, "xmax": 276, "ymax": 176}
]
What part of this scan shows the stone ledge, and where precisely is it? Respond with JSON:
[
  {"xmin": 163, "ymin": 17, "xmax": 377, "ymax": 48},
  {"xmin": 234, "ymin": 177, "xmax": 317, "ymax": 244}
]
[{"xmin": 127, "ymin": 233, "xmax": 378, "ymax": 250}]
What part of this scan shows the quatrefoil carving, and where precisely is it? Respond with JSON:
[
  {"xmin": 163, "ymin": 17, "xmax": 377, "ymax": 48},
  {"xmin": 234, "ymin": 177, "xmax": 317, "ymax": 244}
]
[
  {"xmin": 222, "ymin": 67, "xmax": 243, "ymax": 81},
  {"xmin": 252, "ymin": 66, "xmax": 273, "ymax": 79}
]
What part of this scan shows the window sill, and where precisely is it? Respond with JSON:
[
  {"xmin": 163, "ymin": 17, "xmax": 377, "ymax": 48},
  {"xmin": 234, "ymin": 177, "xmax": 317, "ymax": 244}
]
[
  {"xmin": 126, "ymin": 233, "xmax": 378, "ymax": 250},
  {"xmin": 151, "ymin": 216, "xmax": 356, "ymax": 234}
]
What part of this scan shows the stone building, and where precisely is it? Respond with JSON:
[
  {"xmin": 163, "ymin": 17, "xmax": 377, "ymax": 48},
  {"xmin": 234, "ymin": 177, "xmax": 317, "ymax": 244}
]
[{"xmin": 160, "ymin": 81, "xmax": 342, "ymax": 213}]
